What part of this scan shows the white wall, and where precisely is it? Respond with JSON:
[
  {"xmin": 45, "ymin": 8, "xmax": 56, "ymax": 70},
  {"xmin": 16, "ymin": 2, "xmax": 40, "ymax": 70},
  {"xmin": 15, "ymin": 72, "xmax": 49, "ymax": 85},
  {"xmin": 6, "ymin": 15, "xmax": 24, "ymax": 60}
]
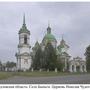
[
  {"xmin": 19, "ymin": 46, "xmax": 30, "ymax": 54},
  {"xmin": 17, "ymin": 32, "xmax": 32, "ymax": 71}
]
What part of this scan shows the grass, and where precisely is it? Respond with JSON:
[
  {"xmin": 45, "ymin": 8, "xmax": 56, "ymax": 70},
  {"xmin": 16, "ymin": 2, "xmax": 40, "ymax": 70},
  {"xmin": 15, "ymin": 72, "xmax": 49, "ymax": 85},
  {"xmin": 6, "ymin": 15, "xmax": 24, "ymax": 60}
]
[
  {"xmin": 0, "ymin": 71, "xmax": 88, "ymax": 80},
  {"xmin": 13, "ymin": 71, "xmax": 66, "ymax": 77},
  {"xmin": 0, "ymin": 72, "xmax": 14, "ymax": 80}
]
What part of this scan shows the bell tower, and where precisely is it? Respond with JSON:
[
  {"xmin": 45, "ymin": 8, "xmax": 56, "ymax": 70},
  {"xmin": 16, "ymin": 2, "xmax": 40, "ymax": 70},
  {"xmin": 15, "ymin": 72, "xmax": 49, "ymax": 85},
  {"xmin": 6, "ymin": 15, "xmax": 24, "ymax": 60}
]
[{"xmin": 16, "ymin": 14, "xmax": 32, "ymax": 71}]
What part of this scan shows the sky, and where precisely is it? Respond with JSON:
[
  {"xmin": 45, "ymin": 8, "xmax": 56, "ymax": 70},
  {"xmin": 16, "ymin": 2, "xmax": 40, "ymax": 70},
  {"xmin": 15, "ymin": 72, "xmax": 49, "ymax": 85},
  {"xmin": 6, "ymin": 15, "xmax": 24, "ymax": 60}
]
[{"xmin": 0, "ymin": 2, "xmax": 90, "ymax": 62}]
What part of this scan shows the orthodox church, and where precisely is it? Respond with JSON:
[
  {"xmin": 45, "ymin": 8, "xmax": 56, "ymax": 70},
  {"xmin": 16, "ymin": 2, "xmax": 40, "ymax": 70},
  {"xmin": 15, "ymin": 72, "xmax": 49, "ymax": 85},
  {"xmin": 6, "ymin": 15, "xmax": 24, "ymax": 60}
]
[{"xmin": 16, "ymin": 15, "xmax": 87, "ymax": 72}]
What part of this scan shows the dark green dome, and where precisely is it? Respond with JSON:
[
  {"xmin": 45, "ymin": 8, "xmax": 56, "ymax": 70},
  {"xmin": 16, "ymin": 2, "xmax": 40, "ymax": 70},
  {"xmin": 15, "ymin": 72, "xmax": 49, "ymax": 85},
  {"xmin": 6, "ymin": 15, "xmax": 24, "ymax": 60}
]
[
  {"xmin": 42, "ymin": 33, "xmax": 57, "ymax": 46},
  {"xmin": 19, "ymin": 25, "xmax": 30, "ymax": 34},
  {"xmin": 42, "ymin": 24, "xmax": 57, "ymax": 45},
  {"xmin": 44, "ymin": 33, "xmax": 56, "ymax": 41}
]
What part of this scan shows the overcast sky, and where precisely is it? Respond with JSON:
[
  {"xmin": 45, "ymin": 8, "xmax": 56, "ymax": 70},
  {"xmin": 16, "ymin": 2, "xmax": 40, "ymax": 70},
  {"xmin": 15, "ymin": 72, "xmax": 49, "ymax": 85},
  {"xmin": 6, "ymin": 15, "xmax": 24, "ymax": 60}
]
[{"xmin": 0, "ymin": 2, "xmax": 90, "ymax": 62}]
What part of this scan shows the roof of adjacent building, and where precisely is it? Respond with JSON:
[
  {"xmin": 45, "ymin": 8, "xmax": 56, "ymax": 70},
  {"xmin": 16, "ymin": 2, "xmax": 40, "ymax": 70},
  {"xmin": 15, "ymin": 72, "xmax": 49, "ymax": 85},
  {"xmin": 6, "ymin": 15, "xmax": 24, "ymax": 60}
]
[
  {"xmin": 57, "ymin": 37, "xmax": 69, "ymax": 49},
  {"xmin": 32, "ymin": 41, "xmax": 40, "ymax": 51}
]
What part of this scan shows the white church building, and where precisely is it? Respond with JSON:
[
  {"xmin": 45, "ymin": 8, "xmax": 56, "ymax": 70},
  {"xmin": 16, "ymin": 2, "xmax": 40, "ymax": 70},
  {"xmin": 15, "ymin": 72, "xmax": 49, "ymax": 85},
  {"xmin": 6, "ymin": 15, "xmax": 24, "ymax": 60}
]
[
  {"xmin": 15, "ymin": 15, "xmax": 32, "ymax": 71},
  {"xmin": 15, "ymin": 15, "xmax": 87, "ymax": 72}
]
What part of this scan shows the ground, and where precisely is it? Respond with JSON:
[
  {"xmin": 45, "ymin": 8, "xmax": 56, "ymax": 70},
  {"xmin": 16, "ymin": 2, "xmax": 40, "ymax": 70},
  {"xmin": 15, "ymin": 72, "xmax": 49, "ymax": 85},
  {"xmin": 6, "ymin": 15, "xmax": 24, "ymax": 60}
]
[{"xmin": 0, "ymin": 72, "xmax": 90, "ymax": 84}]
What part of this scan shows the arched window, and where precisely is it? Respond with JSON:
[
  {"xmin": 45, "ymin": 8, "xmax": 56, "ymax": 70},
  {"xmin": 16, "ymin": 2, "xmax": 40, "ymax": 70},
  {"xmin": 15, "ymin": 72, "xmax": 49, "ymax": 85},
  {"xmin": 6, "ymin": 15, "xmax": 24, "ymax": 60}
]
[{"xmin": 24, "ymin": 35, "xmax": 27, "ymax": 44}]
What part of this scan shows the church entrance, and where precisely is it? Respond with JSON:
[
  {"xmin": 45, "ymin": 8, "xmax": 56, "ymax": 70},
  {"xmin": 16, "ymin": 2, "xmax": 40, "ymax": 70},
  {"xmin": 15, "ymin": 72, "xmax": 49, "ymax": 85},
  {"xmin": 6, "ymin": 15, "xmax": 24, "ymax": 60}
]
[
  {"xmin": 82, "ymin": 65, "xmax": 85, "ymax": 72},
  {"xmin": 72, "ymin": 65, "xmax": 74, "ymax": 72},
  {"xmin": 76, "ymin": 66, "xmax": 80, "ymax": 72}
]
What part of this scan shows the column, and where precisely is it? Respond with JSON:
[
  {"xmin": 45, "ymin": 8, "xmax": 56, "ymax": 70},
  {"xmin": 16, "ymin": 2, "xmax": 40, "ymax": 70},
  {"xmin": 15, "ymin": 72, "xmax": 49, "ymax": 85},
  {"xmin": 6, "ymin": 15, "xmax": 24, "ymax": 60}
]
[
  {"xmin": 39, "ymin": 69, "xmax": 42, "ymax": 72},
  {"xmin": 55, "ymin": 68, "xmax": 57, "ymax": 73},
  {"xmin": 65, "ymin": 58, "xmax": 67, "ymax": 70},
  {"xmin": 69, "ymin": 64, "xmax": 72, "ymax": 72},
  {"xmin": 47, "ymin": 69, "xmax": 49, "ymax": 72},
  {"xmin": 84, "ymin": 65, "xmax": 87, "ymax": 72},
  {"xmin": 74, "ymin": 65, "xmax": 76, "ymax": 72},
  {"xmin": 31, "ymin": 68, "xmax": 34, "ymax": 72},
  {"xmin": 17, "ymin": 58, "xmax": 21, "ymax": 70},
  {"xmin": 80, "ymin": 65, "xmax": 83, "ymax": 72}
]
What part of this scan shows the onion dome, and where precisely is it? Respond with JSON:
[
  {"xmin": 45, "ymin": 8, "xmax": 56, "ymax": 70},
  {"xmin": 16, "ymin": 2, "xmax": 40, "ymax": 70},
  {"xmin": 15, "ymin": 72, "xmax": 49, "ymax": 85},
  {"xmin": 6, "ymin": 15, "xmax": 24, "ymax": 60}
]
[{"xmin": 42, "ymin": 23, "xmax": 57, "ymax": 45}]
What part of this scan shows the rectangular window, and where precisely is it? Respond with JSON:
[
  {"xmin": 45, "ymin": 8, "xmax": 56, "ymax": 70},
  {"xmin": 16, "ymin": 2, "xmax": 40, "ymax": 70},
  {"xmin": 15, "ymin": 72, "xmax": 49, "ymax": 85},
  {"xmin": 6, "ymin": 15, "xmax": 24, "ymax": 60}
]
[{"xmin": 24, "ymin": 35, "xmax": 27, "ymax": 44}]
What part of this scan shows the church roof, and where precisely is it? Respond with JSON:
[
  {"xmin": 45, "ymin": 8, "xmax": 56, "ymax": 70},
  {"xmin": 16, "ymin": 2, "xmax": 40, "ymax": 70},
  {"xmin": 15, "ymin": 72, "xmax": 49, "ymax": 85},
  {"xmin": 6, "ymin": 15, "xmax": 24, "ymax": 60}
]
[
  {"xmin": 19, "ymin": 14, "xmax": 30, "ymax": 34},
  {"xmin": 58, "ymin": 37, "xmax": 69, "ymax": 49},
  {"xmin": 19, "ymin": 25, "xmax": 30, "ymax": 34},
  {"xmin": 61, "ymin": 52, "xmax": 70, "ymax": 57},
  {"xmin": 32, "ymin": 41, "xmax": 40, "ymax": 51},
  {"xmin": 43, "ymin": 33, "xmax": 56, "ymax": 42},
  {"xmin": 42, "ymin": 24, "xmax": 57, "ymax": 44}
]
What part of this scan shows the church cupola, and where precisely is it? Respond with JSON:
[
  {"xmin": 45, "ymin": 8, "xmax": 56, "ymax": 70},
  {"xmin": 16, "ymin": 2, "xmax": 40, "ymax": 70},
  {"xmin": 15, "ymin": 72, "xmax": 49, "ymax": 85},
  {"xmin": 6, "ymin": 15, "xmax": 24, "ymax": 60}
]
[
  {"xmin": 18, "ymin": 14, "xmax": 31, "ymax": 45},
  {"xmin": 57, "ymin": 35, "xmax": 69, "ymax": 54},
  {"xmin": 42, "ymin": 22, "xmax": 57, "ymax": 49},
  {"xmin": 47, "ymin": 22, "xmax": 51, "ymax": 34},
  {"xmin": 19, "ymin": 14, "xmax": 30, "ymax": 34}
]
